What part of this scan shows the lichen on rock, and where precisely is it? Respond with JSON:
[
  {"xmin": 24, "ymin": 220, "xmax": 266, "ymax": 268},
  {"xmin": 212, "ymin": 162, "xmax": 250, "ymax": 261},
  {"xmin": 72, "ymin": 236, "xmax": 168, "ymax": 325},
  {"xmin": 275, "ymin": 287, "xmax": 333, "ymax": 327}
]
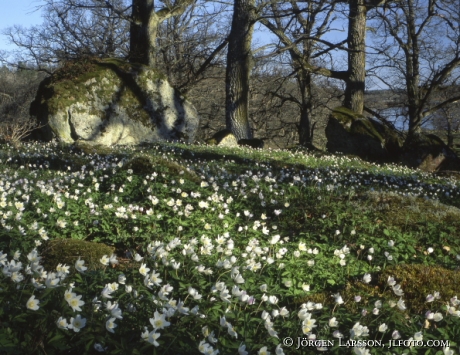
[
  {"xmin": 205, "ymin": 129, "xmax": 239, "ymax": 148},
  {"xmin": 30, "ymin": 57, "xmax": 199, "ymax": 145}
]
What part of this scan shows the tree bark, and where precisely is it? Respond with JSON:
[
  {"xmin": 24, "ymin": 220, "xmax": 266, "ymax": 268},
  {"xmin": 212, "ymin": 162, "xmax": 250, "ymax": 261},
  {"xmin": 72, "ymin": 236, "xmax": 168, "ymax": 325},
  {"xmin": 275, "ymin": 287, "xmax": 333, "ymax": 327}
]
[
  {"xmin": 297, "ymin": 69, "xmax": 313, "ymax": 146},
  {"xmin": 129, "ymin": 0, "xmax": 195, "ymax": 67},
  {"xmin": 405, "ymin": 0, "xmax": 422, "ymax": 139},
  {"xmin": 447, "ymin": 116, "xmax": 454, "ymax": 148},
  {"xmin": 129, "ymin": 0, "xmax": 158, "ymax": 66},
  {"xmin": 344, "ymin": 0, "xmax": 367, "ymax": 114},
  {"xmin": 225, "ymin": 0, "xmax": 256, "ymax": 140}
]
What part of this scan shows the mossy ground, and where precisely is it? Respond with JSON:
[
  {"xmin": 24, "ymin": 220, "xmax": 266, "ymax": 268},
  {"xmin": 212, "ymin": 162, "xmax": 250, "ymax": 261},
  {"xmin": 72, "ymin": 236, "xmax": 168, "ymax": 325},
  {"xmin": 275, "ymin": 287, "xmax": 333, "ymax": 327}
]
[
  {"xmin": 122, "ymin": 153, "xmax": 201, "ymax": 184},
  {"xmin": 297, "ymin": 263, "xmax": 460, "ymax": 315},
  {"xmin": 40, "ymin": 239, "xmax": 114, "ymax": 272},
  {"xmin": 349, "ymin": 191, "xmax": 460, "ymax": 228}
]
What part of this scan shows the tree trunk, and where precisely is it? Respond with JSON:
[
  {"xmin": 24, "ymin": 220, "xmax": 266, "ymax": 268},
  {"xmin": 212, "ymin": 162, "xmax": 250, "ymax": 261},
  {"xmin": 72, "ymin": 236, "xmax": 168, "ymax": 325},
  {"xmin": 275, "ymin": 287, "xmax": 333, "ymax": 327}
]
[
  {"xmin": 447, "ymin": 116, "xmax": 454, "ymax": 148},
  {"xmin": 405, "ymin": 0, "xmax": 422, "ymax": 140},
  {"xmin": 406, "ymin": 73, "xmax": 422, "ymax": 138},
  {"xmin": 344, "ymin": 0, "xmax": 367, "ymax": 114},
  {"xmin": 129, "ymin": 0, "xmax": 158, "ymax": 66},
  {"xmin": 297, "ymin": 70, "xmax": 313, "ymax": 146},
  {"xmin": 225, "ymin": 0, "xmax": 256, "ymax": 140}
]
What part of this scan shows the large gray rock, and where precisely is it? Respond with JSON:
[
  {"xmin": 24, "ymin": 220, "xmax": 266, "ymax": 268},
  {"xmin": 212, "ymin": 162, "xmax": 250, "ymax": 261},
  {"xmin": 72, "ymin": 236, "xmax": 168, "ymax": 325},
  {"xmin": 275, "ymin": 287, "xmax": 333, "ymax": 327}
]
[
  {"xmin": 205, "ymin": 129, "xmax": 239, "ymax": 148},
  {"xmin": 205, "ymin": 130, "xmax": 264, "ymax": 149},
  {"xmin": 30, "ymin": 58, "xmax": 199, "ymax": 145},
  {"xmin": 326, "ymin": 106, "xmax": 402, "ymax": 162}
]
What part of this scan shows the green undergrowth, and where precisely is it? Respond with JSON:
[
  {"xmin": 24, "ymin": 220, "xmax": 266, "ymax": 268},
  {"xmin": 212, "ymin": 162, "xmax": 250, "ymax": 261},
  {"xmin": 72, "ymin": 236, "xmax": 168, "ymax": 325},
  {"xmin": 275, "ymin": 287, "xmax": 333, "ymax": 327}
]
[{"xmin": 1, "ymin": 140, "xmax": 460, "ymax": 354}]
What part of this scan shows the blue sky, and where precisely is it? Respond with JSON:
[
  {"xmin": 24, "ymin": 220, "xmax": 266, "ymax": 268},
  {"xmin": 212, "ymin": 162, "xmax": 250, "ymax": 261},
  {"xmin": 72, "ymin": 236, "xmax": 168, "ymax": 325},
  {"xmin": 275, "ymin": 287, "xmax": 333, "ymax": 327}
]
[{"xmin": 0, "ymin": 1, "xmax": 45, "ymax": 51}]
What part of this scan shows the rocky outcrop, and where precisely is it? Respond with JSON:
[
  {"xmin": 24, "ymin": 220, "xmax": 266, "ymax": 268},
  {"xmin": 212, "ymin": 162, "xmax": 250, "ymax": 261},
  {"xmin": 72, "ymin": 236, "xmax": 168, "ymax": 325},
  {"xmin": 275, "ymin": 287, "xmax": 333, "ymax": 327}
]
[
  {"xmin": 30, "ymin": 58, "xmax": 199, "ymax": 145},
  {"xmin": 400, "ymin": 133, "xmax": 460, "ymax": 172},
  {"xmin": 205, "ymin": 130, "xmax": 265, "ymax": 149},
  {"xmin": 326, "ymin": 107, "xmax": 402, "ymax": 161},
  {"xmin": 205, "ymin": 129, "xmax": 239, "ymax": 148}
]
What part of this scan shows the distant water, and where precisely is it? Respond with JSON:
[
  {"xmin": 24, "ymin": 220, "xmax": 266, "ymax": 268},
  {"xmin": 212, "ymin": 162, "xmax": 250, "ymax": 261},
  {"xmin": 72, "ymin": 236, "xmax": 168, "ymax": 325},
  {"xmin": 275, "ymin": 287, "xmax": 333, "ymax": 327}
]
[{"xmin": 377, "ymin": 108, "xmax": 433, "ymax": 131}]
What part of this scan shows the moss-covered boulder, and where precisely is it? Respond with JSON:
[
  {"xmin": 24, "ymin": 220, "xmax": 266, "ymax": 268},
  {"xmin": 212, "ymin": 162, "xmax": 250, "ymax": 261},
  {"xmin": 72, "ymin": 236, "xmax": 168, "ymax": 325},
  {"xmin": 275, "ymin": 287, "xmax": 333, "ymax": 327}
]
[
  {"xmin": 41, "ymin": 238, "xmax": 115, "ymax": 272},
  {"xmin": 30, "ymin": 57, "xmax": 199, "ymax": 145},
  {"xmin": 401, "ymin": 133, "xmax": 460, "ymax": 172},
  {"xmin": 325, "ymin": 107, "xmax": 402, "ymax": 162},
  {"xmin": 205, "ymin": 129, "xmax": 239, "ymax": 148}
]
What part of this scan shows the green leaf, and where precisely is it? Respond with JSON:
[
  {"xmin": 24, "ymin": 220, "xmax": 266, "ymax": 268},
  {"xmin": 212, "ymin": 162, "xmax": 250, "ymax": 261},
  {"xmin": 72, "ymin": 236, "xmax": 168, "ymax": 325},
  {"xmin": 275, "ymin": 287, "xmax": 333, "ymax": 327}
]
[
  {"xmin": 47, "ymin": 333, "xmax": 65, "ymax": 345},
  {"xmin": 85, "ymin": 339, "xmax": 93, "ymax": 351},
  {"xmin": 12, "ymin": 314, "xmax": 27, "ymax": 323}
]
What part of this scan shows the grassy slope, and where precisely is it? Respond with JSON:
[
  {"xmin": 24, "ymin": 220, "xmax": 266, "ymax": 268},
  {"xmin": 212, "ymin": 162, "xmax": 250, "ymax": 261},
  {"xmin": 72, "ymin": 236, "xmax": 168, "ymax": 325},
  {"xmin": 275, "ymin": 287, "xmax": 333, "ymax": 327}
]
[
  {"xmin": 1, "ymin": 141, "xmax": 460, "ymax": 352},
  {"xmin": 2, "ymin": 141, "xmax": 459, "ymax": 288}
]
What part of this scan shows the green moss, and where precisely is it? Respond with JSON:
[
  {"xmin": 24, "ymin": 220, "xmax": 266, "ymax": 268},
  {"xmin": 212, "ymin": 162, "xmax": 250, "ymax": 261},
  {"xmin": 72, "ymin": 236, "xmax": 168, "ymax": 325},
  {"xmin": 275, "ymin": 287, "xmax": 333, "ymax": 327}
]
[
  {"xmin": 425, "ymin": 134, "xmax": 445, "ymax": 146},
  {"xmin": 32, "ymin": 57, "xmax": 168, "ymax": 134},
  {"xmin": 123, "ymin": 153, "xmax": 201, "ymax": 184},
  {"xmin": 379, "ymin": 264, "xmax": 460, "ymax": 313},
  {"xmin": 206, "ymin": 138, "xmax": 217, "ymax": 146},
  {"xmin": 350, "ymin": 190, "xmax": 460, "ymax": 227},
  {"xmin": 294, "ymin": 264, "xmax": 460, "ymax": 315},
  {"xmin": 73, "ymin": 141, "xmax": 113, "ymax": 155},
  {"xmin": 351, "ymin": 119, "xmax": 384, "ymax": 142},
  {"xmin": 40, "ymin": 238, "xmax": 114, "ymax": 272},
  {"xmin": 331, "ymin": 106, "xmax": 365, "ymax": 126},
  {"xmin": 330, "ymin": 106, "xmax": 385, "ymax": 142},
  {"xmin": 294, "ymin": 282, "xmax": 378, "ymax": 313}
]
